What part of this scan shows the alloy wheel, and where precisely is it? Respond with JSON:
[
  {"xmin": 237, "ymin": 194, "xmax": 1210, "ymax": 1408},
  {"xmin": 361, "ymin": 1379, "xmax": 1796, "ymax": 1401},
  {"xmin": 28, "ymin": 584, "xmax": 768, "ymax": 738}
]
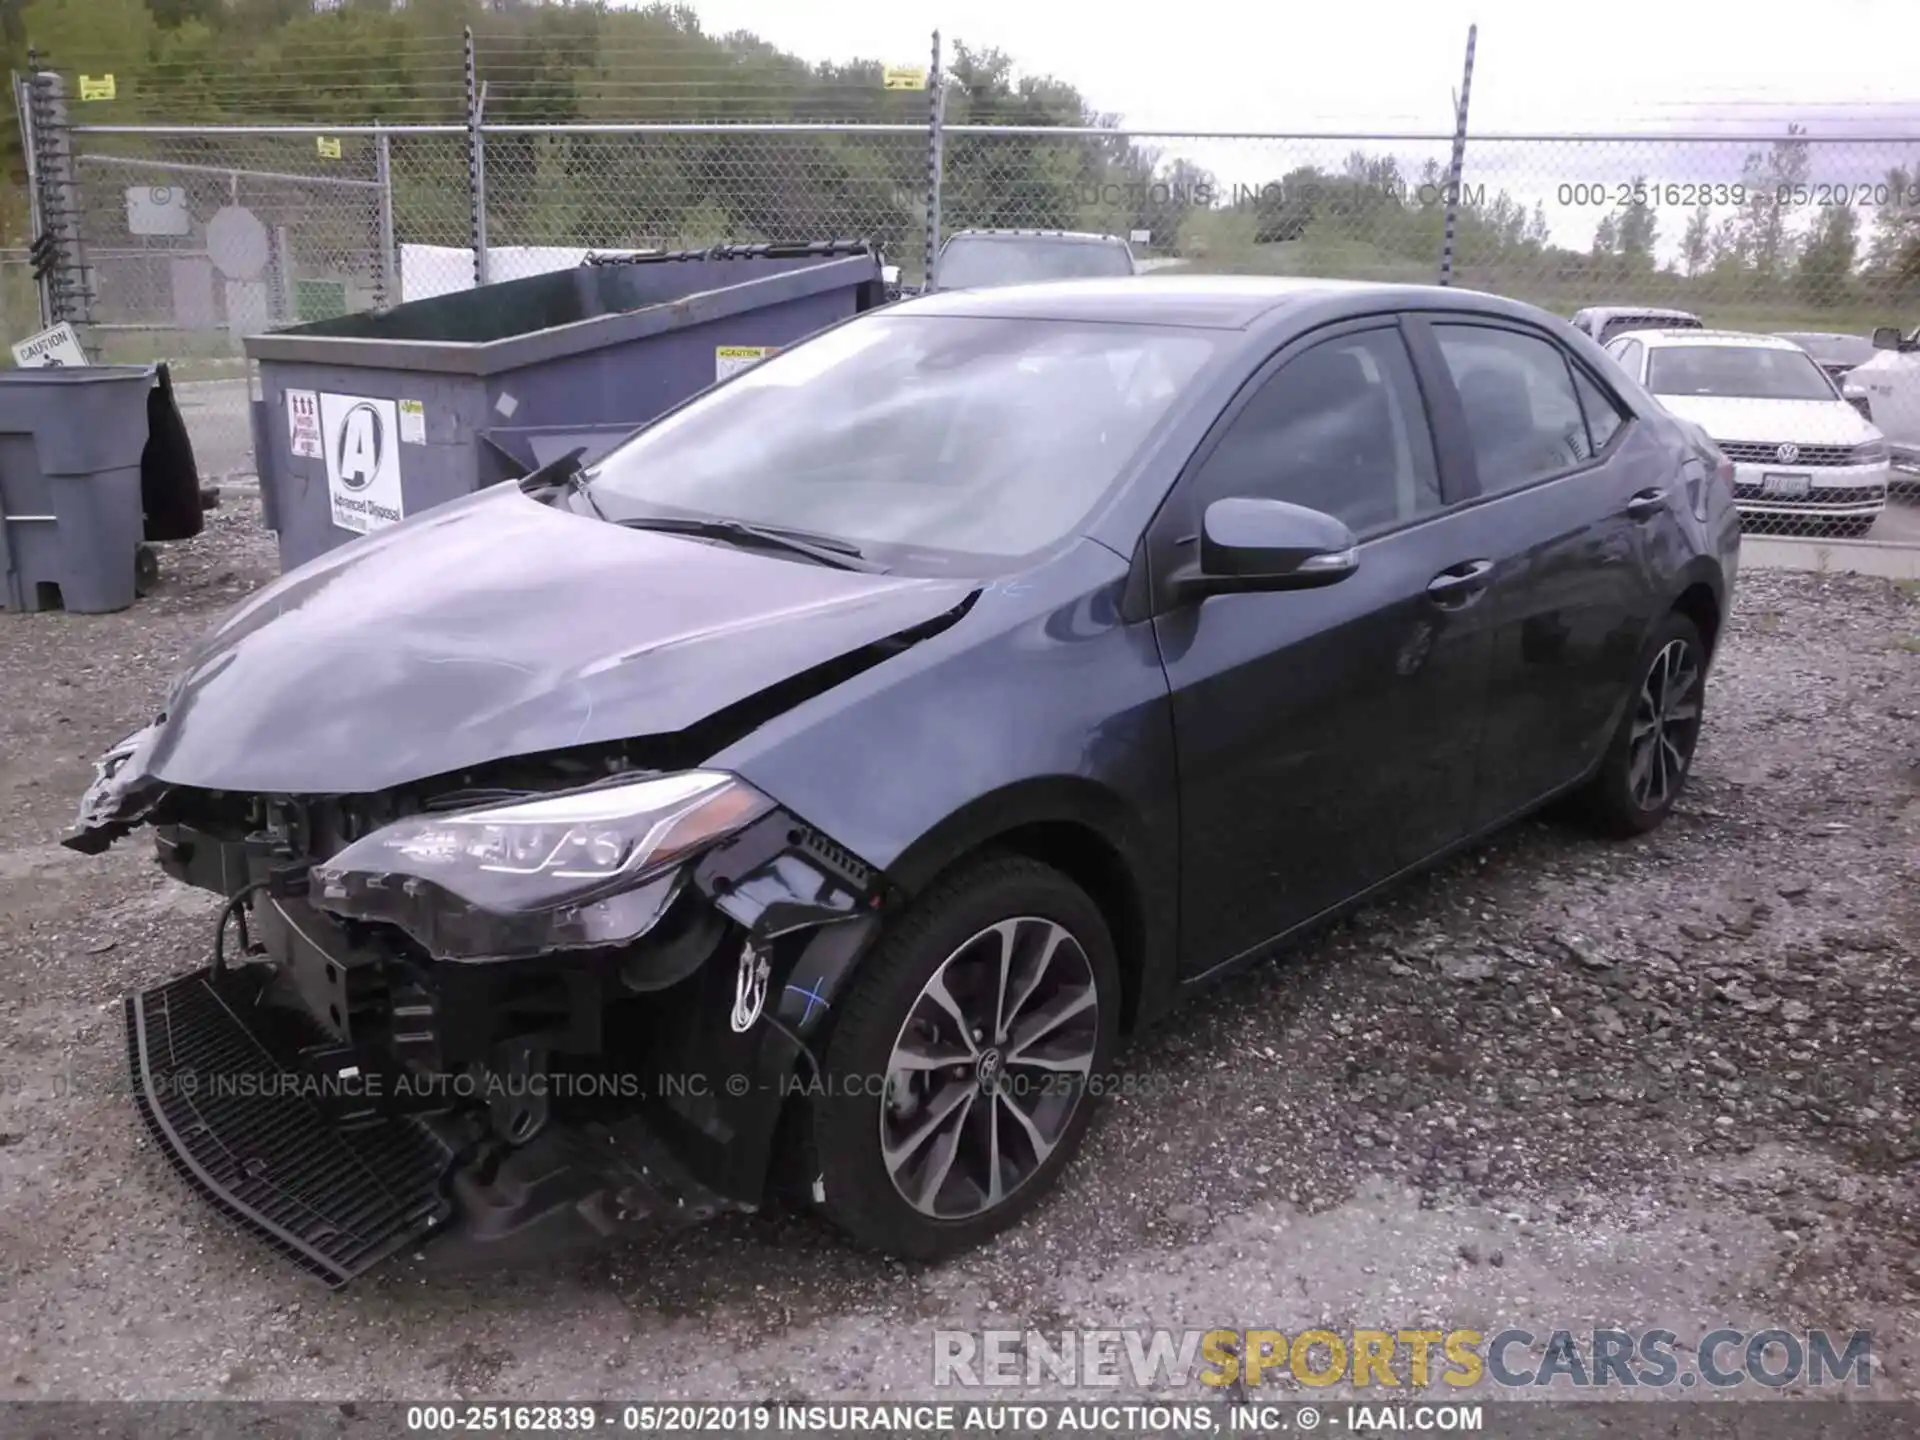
[
  {"xmin": 879, "ymin": 916, "xmax": 1099, "ymax": 1220},
  {"xmin": 1627, "ymin": 638, "xmax": 1702, "ymax": 811}
]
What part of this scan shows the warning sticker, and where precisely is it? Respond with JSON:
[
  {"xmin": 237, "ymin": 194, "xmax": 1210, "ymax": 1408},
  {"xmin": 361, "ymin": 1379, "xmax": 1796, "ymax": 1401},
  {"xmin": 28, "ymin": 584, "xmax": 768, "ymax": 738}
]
[
  {"xmin": 716, "ymin": 345, "xmax": 778, "ymax": 382},
  {"xmin": 398, "ymin": 398, "xmax": 426, "ymax": 445},
  {"xmin": 286, "ymin": 389, "xmax": 322, "ymax": 458},
  {"xmin": 320, "ymin": 392, "xmax": 405, "ymax": 536}
]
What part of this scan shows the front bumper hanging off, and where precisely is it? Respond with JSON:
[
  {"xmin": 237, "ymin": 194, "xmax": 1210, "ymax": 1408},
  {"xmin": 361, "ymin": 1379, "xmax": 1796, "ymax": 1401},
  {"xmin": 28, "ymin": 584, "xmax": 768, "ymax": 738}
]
[
  {"xmin": 126, "ymin": 963, "xmax": 743, "ymax": 1287},
  {"xmin": 126, "ymin": 965, "xmax": 456, "ymax": 1287}
]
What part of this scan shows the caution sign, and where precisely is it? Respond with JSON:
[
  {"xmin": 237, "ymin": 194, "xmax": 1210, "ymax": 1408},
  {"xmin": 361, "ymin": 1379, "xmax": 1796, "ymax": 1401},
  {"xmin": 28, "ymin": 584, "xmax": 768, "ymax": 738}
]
[
  {"xmin": 320, "ymin": 392, "xmax": 405, "ymax": 535},
  {"xmin": 286, "ymin": 388, "xmax": 322, "ymax": 458},
  {"xmin": 78, "ymin": 75, "xmax": 116, "ymax": 102},
  {"xmin": 882, "ymin": 66, "xmax": 927, "ymax": 91},
  {"xmin": 316, "ymin": 136, "xmax": 343, "ymax": 160},
  {"xmin": 716, "ymin": 345, "xmax": 779, "ymax": 382},
  {"xmin": 11, "ymin": 321, "xmax": 88, "ymax": 368}
]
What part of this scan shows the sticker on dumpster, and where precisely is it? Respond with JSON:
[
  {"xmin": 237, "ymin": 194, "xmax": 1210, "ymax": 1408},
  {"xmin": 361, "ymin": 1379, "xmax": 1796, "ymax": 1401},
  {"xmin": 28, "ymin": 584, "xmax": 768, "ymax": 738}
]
[
  {"xmin": 398, "ymin": 398, "xmax": 426, "ymax": 445},
  {"xmin": 286, "ymin": 389, "xmax": 323, "ymax": 458},
  {"xmin": 716, "ymin": 345, "xmax": 778, "ymax": 382},
  {"xmin": 320, "ymin": 392, "xmax": 405, "ymax": 536},
  {"xmin": 11, "ymin": 322, "xmax": 88, "ymax": 368}
]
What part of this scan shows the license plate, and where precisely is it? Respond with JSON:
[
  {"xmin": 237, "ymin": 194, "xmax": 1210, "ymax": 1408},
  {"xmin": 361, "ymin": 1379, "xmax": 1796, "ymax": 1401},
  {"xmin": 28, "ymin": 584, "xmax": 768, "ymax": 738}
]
[{"xmin": 1761, "ymin": 472, "xmax": 1811, "ymax": 500}]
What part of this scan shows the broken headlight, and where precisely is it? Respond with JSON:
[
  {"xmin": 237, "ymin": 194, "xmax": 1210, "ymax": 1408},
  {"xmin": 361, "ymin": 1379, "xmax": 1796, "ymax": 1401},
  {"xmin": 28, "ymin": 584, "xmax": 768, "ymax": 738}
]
[{"xmin": 310, "ymin": 771, "xmax": 774, "ymax": 962}]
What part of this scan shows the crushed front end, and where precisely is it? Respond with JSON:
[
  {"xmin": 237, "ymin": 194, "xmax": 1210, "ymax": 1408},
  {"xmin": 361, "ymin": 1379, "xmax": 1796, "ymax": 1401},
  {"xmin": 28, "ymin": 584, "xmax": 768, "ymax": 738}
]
[{"xmin": 72, "ymin": 735, "xmax": 886, "ymax": 1287}]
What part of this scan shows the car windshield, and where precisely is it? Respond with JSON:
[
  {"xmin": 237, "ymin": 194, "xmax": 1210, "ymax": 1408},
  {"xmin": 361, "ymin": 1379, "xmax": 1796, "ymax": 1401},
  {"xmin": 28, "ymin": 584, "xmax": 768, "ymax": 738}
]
[
  {"xmin": 1646, "ymin": 345, "xmax": 1837, "ymax": 401},
  {"xmin": 936, "ymin": 236, "xmax": 1133, "ymax": 289},
  {"xmin": 580, "ymin": 313, "xmax": 1218, "ymax": 572}
]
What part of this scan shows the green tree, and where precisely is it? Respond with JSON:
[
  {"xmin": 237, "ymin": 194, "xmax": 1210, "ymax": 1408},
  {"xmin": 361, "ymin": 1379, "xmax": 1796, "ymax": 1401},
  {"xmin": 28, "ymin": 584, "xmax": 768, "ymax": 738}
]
[
  {"xmin": 1680, "ymin": 202, "xmax": 1711, "ymax": 276},
  {"xmin": 1796, "ymin": 202, "xmax": 1858, "ymax": 307},
  {"xmin": 1616, "ymin": 177, "xmax": 1657, "ymax": 271}
]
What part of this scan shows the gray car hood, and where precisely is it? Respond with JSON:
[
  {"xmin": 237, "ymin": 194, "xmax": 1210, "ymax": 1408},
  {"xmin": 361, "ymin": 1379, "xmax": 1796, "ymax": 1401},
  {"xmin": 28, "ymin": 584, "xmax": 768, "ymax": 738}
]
[{"xmin": 132, "ymin": 484, "xmax": 976, "ymax": 795}]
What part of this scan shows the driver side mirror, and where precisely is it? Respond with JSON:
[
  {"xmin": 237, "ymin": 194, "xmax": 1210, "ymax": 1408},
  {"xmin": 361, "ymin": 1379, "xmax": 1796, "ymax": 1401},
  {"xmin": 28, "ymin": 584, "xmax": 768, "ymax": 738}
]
[
  {"xmin": 1872, "ymin": 326, "xmax": 1902, "ymax": 351},
  {"xmin": 1173, "ymin": 496, "xmax": 1359, "ymax": 600}
]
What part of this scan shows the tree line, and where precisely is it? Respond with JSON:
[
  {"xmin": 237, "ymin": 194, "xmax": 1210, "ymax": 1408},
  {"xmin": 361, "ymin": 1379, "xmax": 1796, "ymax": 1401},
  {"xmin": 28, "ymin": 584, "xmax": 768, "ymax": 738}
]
[{"xmin": 4, "ymin": 0, "xmax": 1917, "ymax": 322}]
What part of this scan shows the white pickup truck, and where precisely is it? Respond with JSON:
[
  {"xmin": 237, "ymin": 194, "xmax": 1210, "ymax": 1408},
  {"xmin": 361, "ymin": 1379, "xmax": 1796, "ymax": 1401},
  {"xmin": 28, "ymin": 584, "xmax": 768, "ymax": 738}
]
[
  {"xmin": 929, "ymin": 229, "xmax": 1137, "ymax": 291},
  {"xmin": 1849, "ymin": 325, "xmax": 1920, "ymax": 482}
]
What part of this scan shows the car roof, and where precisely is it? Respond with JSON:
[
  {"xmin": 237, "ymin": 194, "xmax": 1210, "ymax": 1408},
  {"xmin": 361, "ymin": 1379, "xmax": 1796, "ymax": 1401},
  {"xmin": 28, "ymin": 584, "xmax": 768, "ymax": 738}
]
[
  {"xmin": 1631, "ymin": 328, "xmax": 1807, "ymax": 349},
  {"xmin": 894, "ymin": 274, "xmax": 1545, "ymax": 330},
  {"xmin": 1578, "ymin": 305, "xmax": 1700, "ymax": 320},
  {"xmin": 946, "ymin": 229, "xmax": 1128, "ymax": 244}
]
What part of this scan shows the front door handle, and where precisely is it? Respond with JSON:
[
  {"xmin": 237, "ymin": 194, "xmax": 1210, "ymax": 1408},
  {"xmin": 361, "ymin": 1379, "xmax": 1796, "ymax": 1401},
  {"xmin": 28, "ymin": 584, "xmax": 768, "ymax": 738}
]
[
  {"xmin": 1427, "ymin": 558, "xmax": 1494, "ymax": 609},
  {"xmin": 1624, "ymin": 488, "xmax": 1666, "ymax": 521}
]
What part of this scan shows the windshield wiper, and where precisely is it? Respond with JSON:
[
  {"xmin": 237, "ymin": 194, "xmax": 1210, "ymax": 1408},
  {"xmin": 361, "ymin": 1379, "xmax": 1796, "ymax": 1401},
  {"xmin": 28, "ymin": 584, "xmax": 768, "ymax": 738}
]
[{"xmin": 612, "ymin": 515, "xmax": 889, "ymax": 572}]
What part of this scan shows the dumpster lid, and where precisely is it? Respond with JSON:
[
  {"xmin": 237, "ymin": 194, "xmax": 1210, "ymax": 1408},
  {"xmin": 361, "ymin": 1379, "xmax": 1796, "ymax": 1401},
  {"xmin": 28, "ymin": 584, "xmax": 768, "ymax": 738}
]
[{"xmin": 241, "ymin": 249, "xmax": 885, "ymax": 378}]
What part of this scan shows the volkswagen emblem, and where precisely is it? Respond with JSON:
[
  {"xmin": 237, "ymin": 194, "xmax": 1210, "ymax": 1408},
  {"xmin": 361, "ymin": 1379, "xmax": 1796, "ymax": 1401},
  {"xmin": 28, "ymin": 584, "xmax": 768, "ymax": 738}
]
[{"xmin": 1775, "ymin": 442, "xmax": 1799, "ymax": 465}]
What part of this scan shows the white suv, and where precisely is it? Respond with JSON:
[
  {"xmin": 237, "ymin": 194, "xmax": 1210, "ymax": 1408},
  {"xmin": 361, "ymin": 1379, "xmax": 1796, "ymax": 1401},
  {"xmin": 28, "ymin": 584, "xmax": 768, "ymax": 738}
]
[{"xmin": 1604, "ymin": 328, "xmax": 1890, "ymax": 537}]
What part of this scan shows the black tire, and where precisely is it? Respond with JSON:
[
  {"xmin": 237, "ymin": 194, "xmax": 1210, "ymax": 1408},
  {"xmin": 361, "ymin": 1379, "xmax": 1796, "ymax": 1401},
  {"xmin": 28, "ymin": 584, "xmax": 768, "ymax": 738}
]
[
  {"xmin": 801, "ymin": 853, "xmax": 1120, "ymax": 1260},
  {"xmin": 1573, "ymin": 610, "xmax": 1707, "ymax": 838}
]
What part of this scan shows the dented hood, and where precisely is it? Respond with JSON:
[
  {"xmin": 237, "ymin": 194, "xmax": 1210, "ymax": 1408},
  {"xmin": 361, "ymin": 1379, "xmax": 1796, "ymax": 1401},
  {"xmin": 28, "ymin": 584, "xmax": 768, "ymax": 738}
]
[{"xmin": 137, "ymin": 485, "xmax": 976, "ymax": 795}]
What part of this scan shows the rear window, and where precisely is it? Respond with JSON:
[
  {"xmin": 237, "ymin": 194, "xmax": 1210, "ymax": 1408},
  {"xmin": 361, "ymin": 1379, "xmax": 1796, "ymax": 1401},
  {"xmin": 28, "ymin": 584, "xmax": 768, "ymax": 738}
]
[
  {"xmin": 1598, "ymin": 314, "xmax": 1700, "ymax": 344},
  {"xmin": 936, "ymin": 237, "xmax": 1134, "ymax": 289}
]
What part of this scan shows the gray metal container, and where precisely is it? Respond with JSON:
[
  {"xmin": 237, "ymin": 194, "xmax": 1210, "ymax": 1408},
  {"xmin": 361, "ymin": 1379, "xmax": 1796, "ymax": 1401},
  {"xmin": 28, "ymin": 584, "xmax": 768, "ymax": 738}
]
[
  {"xmin": 0, "ymin": 366, "xmax": 155, "ymax": 614},
  {"xmin": 243, "ymin": 245, "xmax": 886, "ymax": 574}
]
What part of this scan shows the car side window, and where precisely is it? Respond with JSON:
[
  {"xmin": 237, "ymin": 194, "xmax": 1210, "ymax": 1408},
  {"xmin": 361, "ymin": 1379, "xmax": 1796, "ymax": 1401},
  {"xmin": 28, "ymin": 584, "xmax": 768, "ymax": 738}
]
[
  {"xmin": 1610, "ymin": 337, "xmax": 1645, "ymax": 379},
  {"xmin": 1189, "ymin": 327, "xmax": 1442, "ymax": 536},
  {"xmin": 1571, "ymin": 363, "xmax": 1630, "ymax": 453},
  {"xmin": 1433, "ymin": 323, "xmax": 1594, "ymax": 496}
]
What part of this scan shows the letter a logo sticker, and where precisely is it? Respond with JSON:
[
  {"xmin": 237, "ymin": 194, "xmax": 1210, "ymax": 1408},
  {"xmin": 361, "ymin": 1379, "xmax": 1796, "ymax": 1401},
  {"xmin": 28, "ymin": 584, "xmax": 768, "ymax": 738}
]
[
  {"xmin": 319, "ymin": 392, "xmax": 405, "ymax": 536},
  {"xmin": 336, "ymin": 402, "xmax": 383, "ymax": 491}
]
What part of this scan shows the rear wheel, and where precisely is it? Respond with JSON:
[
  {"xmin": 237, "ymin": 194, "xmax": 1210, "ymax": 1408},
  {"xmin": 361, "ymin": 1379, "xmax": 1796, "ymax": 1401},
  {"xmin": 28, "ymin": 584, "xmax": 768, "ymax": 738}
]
[
  {"xmin": 801, "ymin": 854, "xmax": 1119, "ymax": 1259},
  {"xmin": 1573, "ymin": 611, "xmax": 1707, "ymax": 837}
]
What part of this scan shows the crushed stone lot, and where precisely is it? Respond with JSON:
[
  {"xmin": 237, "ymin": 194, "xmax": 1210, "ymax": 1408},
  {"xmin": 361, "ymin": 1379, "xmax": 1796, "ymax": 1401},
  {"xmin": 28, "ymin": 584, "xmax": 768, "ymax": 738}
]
[{"xmin": 0, "ymin": 500, "xmax": 1915, "ymax": 1405}]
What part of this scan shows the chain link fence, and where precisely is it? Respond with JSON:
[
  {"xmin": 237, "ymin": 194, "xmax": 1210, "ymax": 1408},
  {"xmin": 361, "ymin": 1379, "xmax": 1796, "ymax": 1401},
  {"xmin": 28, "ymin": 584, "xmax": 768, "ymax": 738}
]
[{"xmin": 23, "ymin": 92, "xmax": 1920, "ymax": 541}]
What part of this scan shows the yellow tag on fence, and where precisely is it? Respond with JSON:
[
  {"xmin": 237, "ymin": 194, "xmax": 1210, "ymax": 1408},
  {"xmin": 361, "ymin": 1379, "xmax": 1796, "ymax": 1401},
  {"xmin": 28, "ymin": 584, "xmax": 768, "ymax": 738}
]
[
  {"xmin": 316, "ymin": 136, "xmax": 343, "ymax": 159},
  {"xmin": 882, "ymin": 66, "xmax": 927, "ymax": 91},
  {"xmin": 78, "ymin": 74, "xmax": 116, "ymax": 101}
]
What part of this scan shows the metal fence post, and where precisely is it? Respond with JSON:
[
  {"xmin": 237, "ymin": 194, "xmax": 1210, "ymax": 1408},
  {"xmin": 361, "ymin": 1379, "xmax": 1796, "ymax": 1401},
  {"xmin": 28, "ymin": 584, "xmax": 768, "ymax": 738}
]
[
  {"xmin": 1437, "ymin": 23, "xmax": 1478, "ymax": 287},
  {"xmin": 924, "ymin": 29, "xmax": 944, "ymax": 287},
  {"xmin": 374, "ymin": 123, "xmax": 398, "ymax": 307},
  {"xmin": 25, "ymin": 59, "xmax": 92, "ymax": 328},
  {"xmin": 14, "ymin": 71, "xmax": 51, "ymax": 328},
  {"xmin": 464, "ymin": 28, "xmax": 490, "ymax": 287}
]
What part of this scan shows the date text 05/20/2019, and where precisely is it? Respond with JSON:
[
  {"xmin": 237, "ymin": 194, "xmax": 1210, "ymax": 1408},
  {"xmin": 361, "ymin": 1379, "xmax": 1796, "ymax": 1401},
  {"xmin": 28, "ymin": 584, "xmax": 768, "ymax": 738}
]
[{"xmin": 1558, "ymin": 181, "xmax": 1920, "ymax": 208}]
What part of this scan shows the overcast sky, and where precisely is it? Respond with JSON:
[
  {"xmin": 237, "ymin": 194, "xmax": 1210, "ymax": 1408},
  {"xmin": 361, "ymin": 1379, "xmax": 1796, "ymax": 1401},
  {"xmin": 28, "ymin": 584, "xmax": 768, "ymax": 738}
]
[
  {"xmin": 685, "ymin": 0, "xmax": 1920, "ymax": 135},
  {"xmin": 684, "ymin": 0, "xmax": 1920, "ymax": 254}
]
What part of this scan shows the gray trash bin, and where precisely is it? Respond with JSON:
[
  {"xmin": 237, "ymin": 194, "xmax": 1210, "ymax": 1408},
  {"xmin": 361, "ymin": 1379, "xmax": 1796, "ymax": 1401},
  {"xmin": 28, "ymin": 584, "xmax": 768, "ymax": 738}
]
[
  {"xmin": 244, "ymin": 241, "xmax": 887, "ymax": 574},
  {"xmin": 0, "ymin": 366, "xmax": 156, "ymax": 614}
]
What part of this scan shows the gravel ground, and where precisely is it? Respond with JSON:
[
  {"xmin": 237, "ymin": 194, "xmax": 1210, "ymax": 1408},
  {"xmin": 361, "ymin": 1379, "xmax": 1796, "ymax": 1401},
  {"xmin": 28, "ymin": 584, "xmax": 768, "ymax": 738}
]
[{"xmin": 0, "ymin": 501, "xmax": 1915, "ymax": 1405}]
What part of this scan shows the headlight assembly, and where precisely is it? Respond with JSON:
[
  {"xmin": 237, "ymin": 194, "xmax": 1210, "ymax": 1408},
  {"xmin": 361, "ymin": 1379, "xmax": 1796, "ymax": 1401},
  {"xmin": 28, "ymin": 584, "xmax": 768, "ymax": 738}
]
[
  {"xmin": 311, "ymin": 771, "xmax": 774, "ymax": 962},
  {"xmin": 1851, "ymin": 439, "xmax": 1889, "ymax": 465}
]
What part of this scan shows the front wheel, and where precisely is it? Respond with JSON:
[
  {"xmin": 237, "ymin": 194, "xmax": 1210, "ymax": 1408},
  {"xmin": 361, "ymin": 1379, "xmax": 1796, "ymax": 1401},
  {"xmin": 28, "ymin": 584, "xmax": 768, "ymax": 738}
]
[
  {"xmin": 1573, "ymin": 611, "xmax": 1707, "ymax": 837},
  {"xmin": 801, "ymin": 854, "xmax": 1120, "ymax": 1259}
]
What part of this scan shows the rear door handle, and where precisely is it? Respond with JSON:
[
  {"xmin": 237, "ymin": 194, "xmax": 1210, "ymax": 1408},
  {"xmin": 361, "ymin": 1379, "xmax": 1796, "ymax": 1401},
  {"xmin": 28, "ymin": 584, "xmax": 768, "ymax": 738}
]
[
  {"xmin": 1624, "ymin": 488, "xmax": 1666, "ymax": 521},
  {"xmin": 1427, "ymin": 558, "xmax": 1494, "ymax": 608}
]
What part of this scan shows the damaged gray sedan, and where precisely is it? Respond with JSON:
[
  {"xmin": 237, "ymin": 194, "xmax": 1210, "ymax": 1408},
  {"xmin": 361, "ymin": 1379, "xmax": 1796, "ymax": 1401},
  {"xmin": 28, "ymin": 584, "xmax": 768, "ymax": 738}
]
[{"xmin": 69, "ymin": 277, "xmax": 1737, "ymax": 1285}]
